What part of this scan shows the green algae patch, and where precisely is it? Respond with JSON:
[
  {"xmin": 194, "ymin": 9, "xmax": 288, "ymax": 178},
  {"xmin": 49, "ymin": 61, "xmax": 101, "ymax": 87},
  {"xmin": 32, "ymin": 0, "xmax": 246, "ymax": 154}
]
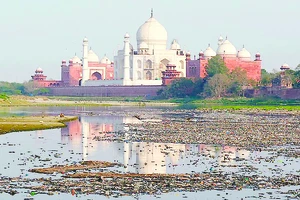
[{"xmin": 0, "ymin": 115, "xmax": 78, "ymax": 134}]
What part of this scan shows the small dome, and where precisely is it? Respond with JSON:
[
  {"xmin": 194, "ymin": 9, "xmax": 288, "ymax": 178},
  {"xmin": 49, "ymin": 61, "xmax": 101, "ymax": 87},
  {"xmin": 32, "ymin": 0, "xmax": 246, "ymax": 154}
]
[
  {"xmin": 72, "ymin": 55, "xmax": 82, "ymax": 64},
  {"xmin": 171, "ymin": 39, "xmax": 181, "ymax": 50},
  {"xmin": 281, "ymin": 63, "xmax": 290, "ymax": 70},
  {"xmin": 139, "ymin": 42, "xmax": 149, "ymax": 49},
  {"xmin": 88, "ymin": 49, "xmax": 99, "ymax": 62},
  {"xmin": 204, "ymin": 45, "xmax": 216, "ymax": 58},
  {"xmin": 186, "ymin": 51, "xmax": 191, "ymax": 56},
  {"xmin": 83, "ymin": 37, "xmax": 88, "ymax": 42},
  {"xmin": 237, "ymin": 47, "xmax": 251, "ymax": 61},
  {"xmin": 36, "ymin": 67, "xmax": 43, "ymax": 72},
  {"xmin": 217, "ymin": 39, "xmax": 237, "ymax": 57},
  {"xmin": 282, "ymin": 63, "xmax": 289, "ymax": 67},
  {"xmin": 100, "ymin": 55, "xmax": 111, "ymax": 64},
  {"xmin": 124, "ymin": 33, "xmax": 130, "ymax": 39}
]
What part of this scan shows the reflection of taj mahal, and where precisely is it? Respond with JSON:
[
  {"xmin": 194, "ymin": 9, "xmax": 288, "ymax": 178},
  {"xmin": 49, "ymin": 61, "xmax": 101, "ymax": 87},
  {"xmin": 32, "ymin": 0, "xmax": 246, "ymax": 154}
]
[{"xmin": 60, "ymin": 115, "xmax": 250, "ymax": 172}]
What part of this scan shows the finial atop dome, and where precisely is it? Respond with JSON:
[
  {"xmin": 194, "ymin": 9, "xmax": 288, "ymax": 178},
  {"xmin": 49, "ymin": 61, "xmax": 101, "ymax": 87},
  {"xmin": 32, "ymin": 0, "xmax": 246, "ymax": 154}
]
[{"xmin": 151, "ymin": 8, "xmax": 153, "ymax": 18}]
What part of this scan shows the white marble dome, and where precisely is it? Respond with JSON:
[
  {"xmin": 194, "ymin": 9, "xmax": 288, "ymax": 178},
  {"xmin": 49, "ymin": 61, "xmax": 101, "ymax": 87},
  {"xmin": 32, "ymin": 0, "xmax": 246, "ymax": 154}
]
[
  {"xmin": 171, "ymin": 39, "xmax": 181, "ymax": 50},
  {"xmin": 217, "ymin": 39, "xmax": 237, "ymax": 57},
  {"xmin": 88, "ymin": 50, "xmax": 99, "ymax": 62},
  {"xmin": 136, "ymin": 16, "xmax": 167, "ymax": 50},
  {"xmin": 204, "ymin": 46, "xmax": 216, "ymax": 58},
  {"xmin": 139, "ymin": 42, "xmax": 149, "ymax": 49},
  {"xmin": 100, "ymin": 56, "xmax": 111, "ymax": 64},
  {"xmin": 237, "ymin": 47, "xmax": 251, "ymax": 61},
  {"xmin": 72, "ymin": 55, "xmax": 82, "ymax": 64},
  {"xmin": 36, "ymin": 67, "xmax": 43, "ymax": 72}
]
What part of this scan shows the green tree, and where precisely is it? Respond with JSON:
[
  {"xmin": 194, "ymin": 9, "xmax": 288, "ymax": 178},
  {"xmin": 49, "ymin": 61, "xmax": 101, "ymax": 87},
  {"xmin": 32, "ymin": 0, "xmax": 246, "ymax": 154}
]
[
  {"xmin": 205, "ymin": 55, "xmax": 228, "ymax": 78},
  {"xmin": 294, "ymin": 70, "xmax": 300, "ymax": 88},
  {"xmin": 23, "ymin": 81, "xmax": 36, "ymax": 95},
  {"xmin": 205, "ymin": 74, "xmax": 231, "ymax": 98},
  {"xmin": 167, "ymin": 78, "xmax": 194, "ymax": 98},
  {"xmin": 192, "ymin": 78, "xmax": 205, "ymax": 96},
  {"xmin": 227, "ymin": 67, "xmax": 248, "ymax": 96},
  {"xmin": 260, "ymin": 69, "xmax": 272, "ymax": 86}
]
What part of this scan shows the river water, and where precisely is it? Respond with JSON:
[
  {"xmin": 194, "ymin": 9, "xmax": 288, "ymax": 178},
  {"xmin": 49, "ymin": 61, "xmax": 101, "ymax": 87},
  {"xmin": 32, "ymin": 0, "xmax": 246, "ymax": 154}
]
[{"xmin": 0, "ymin": 106, "xmax": 299, "ymax": 200}]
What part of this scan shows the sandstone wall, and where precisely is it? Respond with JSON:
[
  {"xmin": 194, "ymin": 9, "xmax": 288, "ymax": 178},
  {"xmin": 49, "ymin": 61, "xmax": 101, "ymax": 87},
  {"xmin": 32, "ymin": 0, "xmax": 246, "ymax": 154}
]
[
  {"xmin": 246, "ymin": 88, "xmax": 300, "ymax": 100},
  {"xmin": 48, "ymin": 86, "xmax": 165, "ymax": 97}
]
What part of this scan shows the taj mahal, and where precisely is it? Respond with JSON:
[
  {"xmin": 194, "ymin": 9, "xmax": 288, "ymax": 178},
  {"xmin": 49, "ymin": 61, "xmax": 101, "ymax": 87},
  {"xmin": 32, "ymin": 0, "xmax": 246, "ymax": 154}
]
[
  {"xmin": 31, "ymin": 10, "xmax": 261, "ymax": 88},
  {"xmin": 83, "ymin": 10, "xmax": 186, "ymax": 86}
]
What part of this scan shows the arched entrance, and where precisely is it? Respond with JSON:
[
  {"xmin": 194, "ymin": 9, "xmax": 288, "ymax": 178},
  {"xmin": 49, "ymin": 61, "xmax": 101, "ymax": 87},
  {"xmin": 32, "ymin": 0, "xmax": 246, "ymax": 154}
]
[
  {"xmin": 91, "ymin": 72, "xmax": 102, "ymax": 80},
  {"xmin": 79, "ymin": 79, "xmax": 82, "ymax": 86},
  {"xmin": 146, "ymin": 71, "xmax": 152, "ymax": 80}
]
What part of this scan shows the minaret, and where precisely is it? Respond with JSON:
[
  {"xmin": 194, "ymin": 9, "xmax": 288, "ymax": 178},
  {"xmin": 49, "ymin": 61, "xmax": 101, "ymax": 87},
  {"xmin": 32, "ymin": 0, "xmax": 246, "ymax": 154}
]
[
  {"xmin": 82, "ymin": 37, "xmax": 89, "ymax": 86},
  {"xmin": 123, "ymin": 33, "xmax": 131, "ymax": 82}
]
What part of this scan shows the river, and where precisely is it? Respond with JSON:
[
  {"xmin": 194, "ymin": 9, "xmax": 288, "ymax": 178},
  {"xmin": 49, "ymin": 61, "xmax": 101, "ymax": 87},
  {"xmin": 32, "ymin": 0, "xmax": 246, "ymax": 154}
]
[{"xmin": 0, "ymin": 106, "xmax": 299, "ymax": 200}]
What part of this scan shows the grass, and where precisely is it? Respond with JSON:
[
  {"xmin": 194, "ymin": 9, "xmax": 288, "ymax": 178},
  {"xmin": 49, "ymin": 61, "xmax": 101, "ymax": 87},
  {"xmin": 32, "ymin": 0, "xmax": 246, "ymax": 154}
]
[
  {"xmin": 173, "ymin": 97, "xmax": 300, "ymax": 111},
  {"xmin": 0, "ymin": 115, "xmax": 78, "ymax": 134}
]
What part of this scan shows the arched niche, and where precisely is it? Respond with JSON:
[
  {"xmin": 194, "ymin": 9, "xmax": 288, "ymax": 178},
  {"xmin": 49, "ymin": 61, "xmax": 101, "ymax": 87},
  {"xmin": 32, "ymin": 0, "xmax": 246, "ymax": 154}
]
[
  {"xmin": 145, "ymin": 60, "xmax": 152, "ymax": 69},
  {"xmin": 91, "ymin": 72, "xmax": 102, "ymax": 80},
  {"xmin": 137, "ymin": 60, "xmax": 142, "ymax": 68},
  {"xmin": 159, "ymin": 58, "xmax": 170, "ymax": 70},
  {"xmin": 145, "ymin": 71, "xmax": 152, "ymax": 80},
  {"xmin": 137, "ymin": 71, "xmax": 142, "ymax": 80},
  {"xmin": 179, "ymin": 60, "xmax": 184, "ymax": 69}
]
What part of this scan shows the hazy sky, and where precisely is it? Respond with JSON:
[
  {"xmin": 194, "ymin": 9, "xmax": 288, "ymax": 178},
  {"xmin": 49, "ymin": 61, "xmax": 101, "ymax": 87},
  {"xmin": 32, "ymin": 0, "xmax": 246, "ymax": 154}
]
[{"xmin": 0, "ymin": 0, "xmax": 299, "ymax": 82}]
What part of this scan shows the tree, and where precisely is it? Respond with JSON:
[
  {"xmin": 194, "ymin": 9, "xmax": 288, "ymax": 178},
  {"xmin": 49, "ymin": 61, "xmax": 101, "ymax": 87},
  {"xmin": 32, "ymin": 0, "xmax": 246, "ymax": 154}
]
[
  {"xmin": 192, "ymin": 78, "xmax": 205, "ymax": 96},
  {"xmin": 295, "ymin": 64, "xmax": 300, "ymax": 71},
  {"xmin": 294, "ymin": 70, "xmax": 300, "ymax": 88},
  {"xmin": 205, "ymin": 74, "xmax": 231, "ymax": 98},
  {"xmin": 23, "ymin": 81, "xmax": 36, "ymax": 95},
  {"xmin": 167, "ymin": 78, "xmax": 195, "ymax": 98},
  {"xmin": 205, "ymin": 55, "xmax": 229, "ymax": 78}
]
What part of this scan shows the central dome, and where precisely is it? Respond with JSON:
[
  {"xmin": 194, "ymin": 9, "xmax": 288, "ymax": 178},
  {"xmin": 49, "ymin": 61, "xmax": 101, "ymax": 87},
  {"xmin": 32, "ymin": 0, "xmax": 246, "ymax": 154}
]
[
  {"xmin": 217, "ymin": 39, "xmax": 237, "ymax": 57},
  {"xmin": 136, "ymin": 15, "xmax": 167, "ymax": 51}
]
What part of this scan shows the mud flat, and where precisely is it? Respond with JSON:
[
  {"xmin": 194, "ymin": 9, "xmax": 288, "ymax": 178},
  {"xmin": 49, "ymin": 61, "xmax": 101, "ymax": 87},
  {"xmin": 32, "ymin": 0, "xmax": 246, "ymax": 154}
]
[
  {"xmin": 29, "ymin": 161, "xmax": 121, "ymax": 174},
  {"xmin": 0, "ymin": 115, "xmax": 78, "ymax": 134}
]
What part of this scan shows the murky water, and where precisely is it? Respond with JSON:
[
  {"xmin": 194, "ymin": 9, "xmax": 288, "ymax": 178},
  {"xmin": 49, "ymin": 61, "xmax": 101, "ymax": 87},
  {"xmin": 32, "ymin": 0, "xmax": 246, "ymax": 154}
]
[{"xmin": 0, "ymin": 106, "xmax": 299, "ymax": 199}]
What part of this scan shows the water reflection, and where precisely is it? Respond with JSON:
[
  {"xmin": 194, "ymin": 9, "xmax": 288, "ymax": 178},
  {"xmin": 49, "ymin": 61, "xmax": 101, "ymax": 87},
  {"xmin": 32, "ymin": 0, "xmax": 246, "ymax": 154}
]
[{"xmin": 59, "ymin": 115, "xmax": 251, "ymax": 174}]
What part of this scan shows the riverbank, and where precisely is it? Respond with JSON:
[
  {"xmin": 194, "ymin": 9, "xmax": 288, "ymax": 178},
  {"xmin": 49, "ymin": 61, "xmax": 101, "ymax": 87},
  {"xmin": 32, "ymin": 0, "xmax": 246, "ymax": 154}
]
[
  {"xmin": 0, "ymin": 115, "xmax": 78, "ymax": 134},
  {"xmin": 0, "ymin": 95, "xmax": 177, "ymax": 107}
]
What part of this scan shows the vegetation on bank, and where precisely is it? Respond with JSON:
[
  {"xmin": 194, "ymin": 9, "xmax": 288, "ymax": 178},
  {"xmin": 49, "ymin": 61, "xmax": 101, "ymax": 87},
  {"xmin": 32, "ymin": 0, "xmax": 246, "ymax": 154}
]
[
  {"xmin": 172, "ymin": 97, "xmax": 300, "ymax": 110},
  {"xmin": 0, "ymin": 115, "xmax": 78, "ymax": 134},
  {"xmin": 157, "ymin": 56, "xmax": 300, "ymax": 100}
]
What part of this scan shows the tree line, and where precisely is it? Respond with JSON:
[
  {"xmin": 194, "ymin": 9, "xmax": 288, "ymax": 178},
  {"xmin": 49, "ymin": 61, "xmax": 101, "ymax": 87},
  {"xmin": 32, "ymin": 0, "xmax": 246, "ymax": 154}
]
[
  {"xmin": 158, "ymin": 56, "xmax": 300, "ymax": 99},
  {"xmin": 0, "ymin": 81, "xmax": 49, "ymax": 96}
]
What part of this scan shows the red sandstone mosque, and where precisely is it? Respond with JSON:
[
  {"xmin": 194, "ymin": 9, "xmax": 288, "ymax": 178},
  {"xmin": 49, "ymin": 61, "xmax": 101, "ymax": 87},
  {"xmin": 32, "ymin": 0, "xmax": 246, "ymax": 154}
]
[
  {"xmin": 31, "ymin": 47, "xmax": 114, "ymax": 87},
  {"xmin": 186, "ymin": 36, "xmax": 261, "ymax": 81}
]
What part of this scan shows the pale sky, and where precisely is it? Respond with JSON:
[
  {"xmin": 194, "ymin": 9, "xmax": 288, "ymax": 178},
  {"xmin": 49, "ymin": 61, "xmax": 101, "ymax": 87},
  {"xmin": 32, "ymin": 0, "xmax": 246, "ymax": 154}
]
[{"xmin": 0, "ymin": 0, "xmax": 299, "ymax": 82}]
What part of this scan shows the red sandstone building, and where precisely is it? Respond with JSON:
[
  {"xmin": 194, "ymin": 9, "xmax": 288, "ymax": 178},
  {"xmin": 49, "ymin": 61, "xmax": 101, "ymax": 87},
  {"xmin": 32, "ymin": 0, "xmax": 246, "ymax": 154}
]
[
  {"xmin": 31, "ymin": 68, "xmax": 63, "ymax": 87},
  {"xmin": 186, "ymin": 36, "xmax": 261, "ymax": 82},
  {"xmin": 32, "ymin": 48, "xmax": 114, "ymax": 87}
]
